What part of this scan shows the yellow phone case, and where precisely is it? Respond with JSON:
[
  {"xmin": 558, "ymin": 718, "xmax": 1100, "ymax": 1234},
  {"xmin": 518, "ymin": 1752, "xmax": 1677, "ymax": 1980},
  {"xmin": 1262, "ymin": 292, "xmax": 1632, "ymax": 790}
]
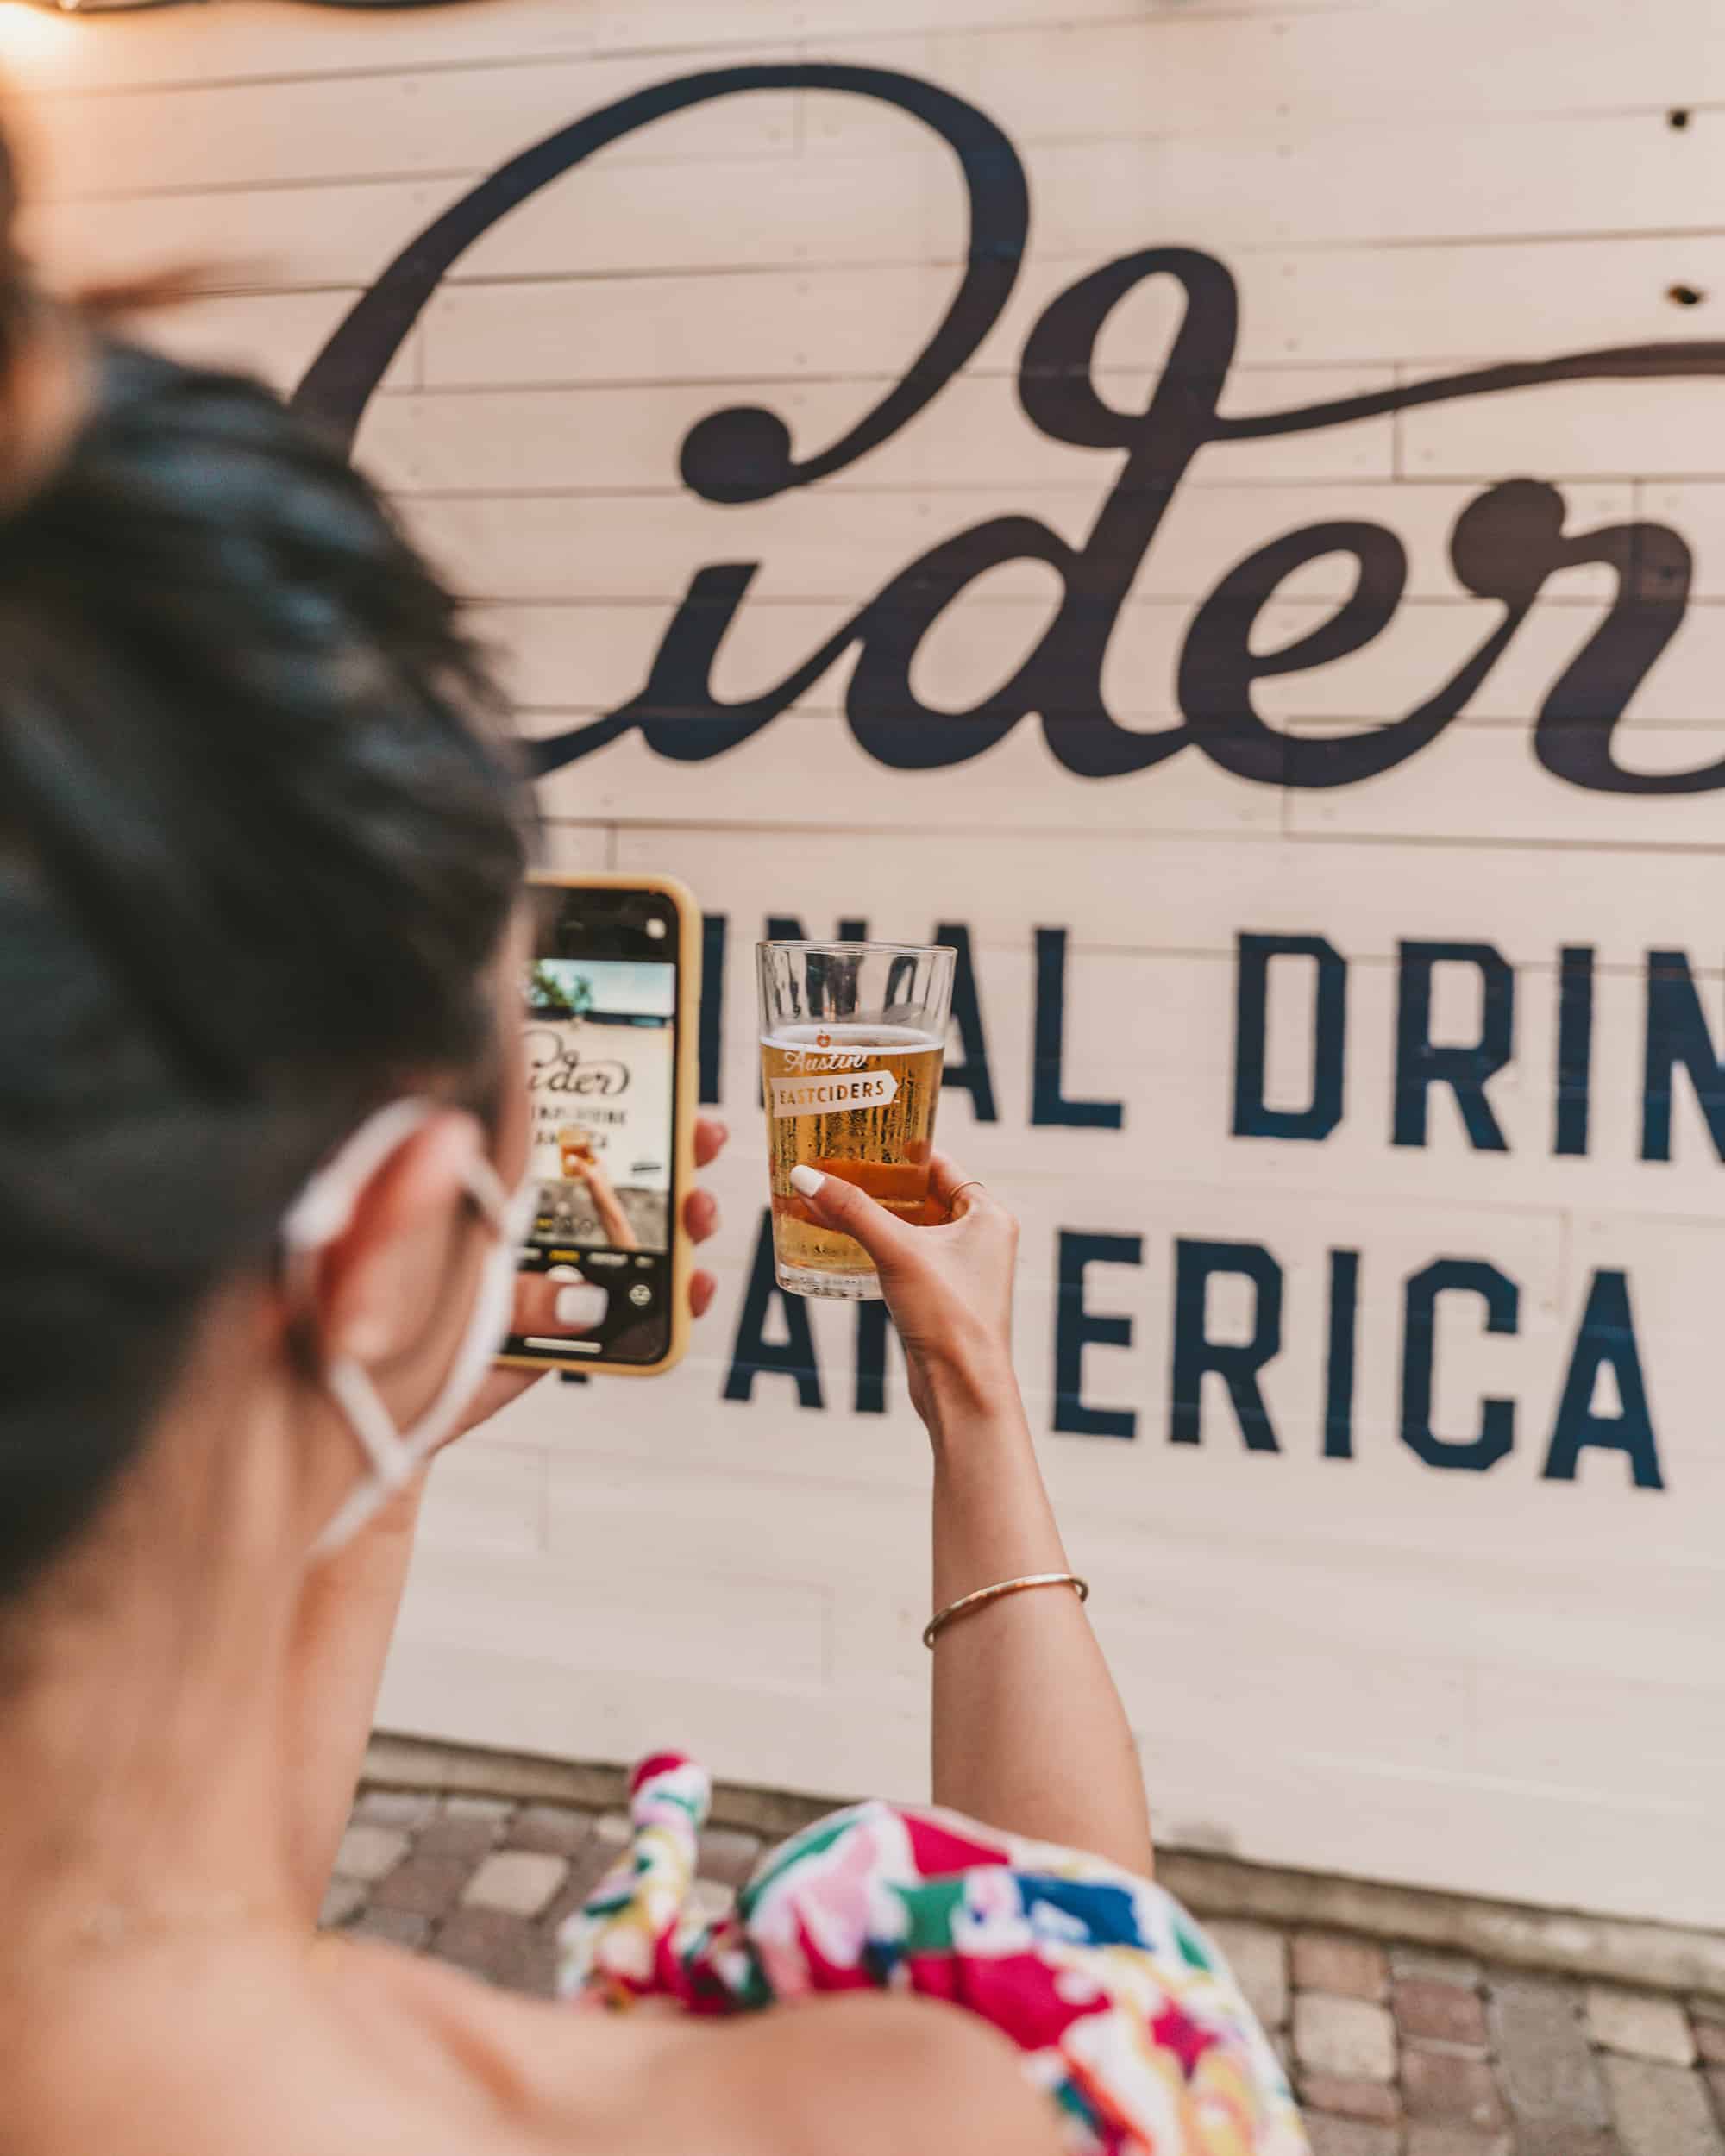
[{"xmin": 502, "ymin": 869, "xmax": 701, "ymax": 1379}]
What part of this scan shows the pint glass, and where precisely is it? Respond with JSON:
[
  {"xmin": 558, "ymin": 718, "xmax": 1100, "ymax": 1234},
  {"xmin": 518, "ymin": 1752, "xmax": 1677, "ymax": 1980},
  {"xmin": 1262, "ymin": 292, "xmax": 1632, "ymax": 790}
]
[{"xmin": 757, "ymin": 940, "xmax": 956, "ymax": 1300}]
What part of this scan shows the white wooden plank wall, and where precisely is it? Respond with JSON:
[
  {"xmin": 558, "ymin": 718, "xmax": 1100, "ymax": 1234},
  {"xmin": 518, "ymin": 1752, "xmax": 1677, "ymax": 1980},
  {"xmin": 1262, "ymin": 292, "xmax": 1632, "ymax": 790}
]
[{"xmin": 17, "ymin": 0, "xmax": 1725, "ymax": 1927}]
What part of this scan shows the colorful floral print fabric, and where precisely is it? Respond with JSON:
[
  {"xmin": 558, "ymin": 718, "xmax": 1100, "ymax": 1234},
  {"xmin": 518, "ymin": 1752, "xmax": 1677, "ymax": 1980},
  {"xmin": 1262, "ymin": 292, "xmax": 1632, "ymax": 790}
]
[{"xmin": 558, "ymin": 1752, "xmax": 1308, "ymax": 2156}]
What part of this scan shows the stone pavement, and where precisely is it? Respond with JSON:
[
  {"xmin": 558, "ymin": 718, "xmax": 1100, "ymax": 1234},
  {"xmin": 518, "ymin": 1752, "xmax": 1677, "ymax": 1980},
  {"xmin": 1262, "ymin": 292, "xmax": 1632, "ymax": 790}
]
[
  {"xmin": 327, "ymin": 1783, "xmax": 1725, "ymax": 2156},
  {"xmin": 323, "ymin": 1784, "xmax": 759, "ymax": 2000}
]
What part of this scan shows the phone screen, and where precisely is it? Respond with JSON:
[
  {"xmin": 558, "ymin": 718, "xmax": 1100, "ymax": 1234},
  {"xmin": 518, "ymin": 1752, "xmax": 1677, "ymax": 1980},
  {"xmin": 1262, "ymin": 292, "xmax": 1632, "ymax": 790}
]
[{"xmin": 508, "ymin": 883, "xmax": 682, "ymax": 1369}]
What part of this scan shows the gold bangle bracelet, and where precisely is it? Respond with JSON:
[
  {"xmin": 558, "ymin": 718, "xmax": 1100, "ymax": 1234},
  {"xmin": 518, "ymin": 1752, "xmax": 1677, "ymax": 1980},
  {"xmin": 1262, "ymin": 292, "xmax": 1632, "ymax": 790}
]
[{"xmin": 922, "ymin": 1571, "xmax": 1089, "ymax": 1650}]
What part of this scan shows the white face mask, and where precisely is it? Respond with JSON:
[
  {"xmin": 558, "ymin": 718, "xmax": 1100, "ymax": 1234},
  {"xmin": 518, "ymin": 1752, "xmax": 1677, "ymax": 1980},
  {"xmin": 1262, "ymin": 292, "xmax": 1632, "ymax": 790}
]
[{"xmin": 280, "ymin": 1098, "xmax": 535, "ymax": 1560}]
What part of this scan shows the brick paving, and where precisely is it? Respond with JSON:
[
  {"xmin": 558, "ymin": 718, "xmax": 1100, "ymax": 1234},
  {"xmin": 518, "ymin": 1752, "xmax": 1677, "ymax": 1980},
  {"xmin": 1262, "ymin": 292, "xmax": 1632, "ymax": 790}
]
[{"xmin": 326, "ymin": 1785, "xmax": 1725, "ymax": 2154}]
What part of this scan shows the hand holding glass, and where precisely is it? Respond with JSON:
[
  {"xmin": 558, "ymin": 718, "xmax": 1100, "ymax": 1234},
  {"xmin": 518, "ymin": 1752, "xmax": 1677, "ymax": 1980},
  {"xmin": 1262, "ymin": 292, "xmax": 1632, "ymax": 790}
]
[{"xmin": 756, "ymin": 941, "xmax": 956, "ymax": 1300}]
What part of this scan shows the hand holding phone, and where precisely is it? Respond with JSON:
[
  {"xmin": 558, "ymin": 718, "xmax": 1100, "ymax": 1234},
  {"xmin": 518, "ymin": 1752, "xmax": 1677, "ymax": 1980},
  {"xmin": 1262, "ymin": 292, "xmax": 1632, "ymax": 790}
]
[{"xmin": 443, "ymin": 1115, "xmax": 724, "ymax": 1451}]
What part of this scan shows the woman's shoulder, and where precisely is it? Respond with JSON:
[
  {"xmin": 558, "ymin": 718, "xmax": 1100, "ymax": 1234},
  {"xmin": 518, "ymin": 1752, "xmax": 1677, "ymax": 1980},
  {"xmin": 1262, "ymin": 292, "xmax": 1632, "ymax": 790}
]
[
  {"xmin": 492, "ymin": 1985, "xmax": 1064, "ymax": 2156},
  {"xmin": 718, "ymin": 1991, "xmax": 1070, "ymax": 2156},
  {"xmin": 327, "ymin": 1929, "xmax": 1062, "ymax": 2156}
]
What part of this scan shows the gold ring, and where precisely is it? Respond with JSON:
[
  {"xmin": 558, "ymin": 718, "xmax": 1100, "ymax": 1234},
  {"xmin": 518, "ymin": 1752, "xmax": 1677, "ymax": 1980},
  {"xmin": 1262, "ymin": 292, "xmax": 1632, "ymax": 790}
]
[{"xmin": 945, "ymin": 1180, "xmax": 987, "ymax": 1216}]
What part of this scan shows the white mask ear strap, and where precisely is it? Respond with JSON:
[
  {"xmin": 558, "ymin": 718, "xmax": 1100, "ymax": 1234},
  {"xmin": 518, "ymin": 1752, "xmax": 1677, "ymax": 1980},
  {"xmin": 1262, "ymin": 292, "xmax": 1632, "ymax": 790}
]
[
  {"xmin": 282, "ymin": 1099, "xmax": 442, "ymax": 1255},
  {"xmin": 327, "ymin": 1357, "xmax": 417, "ymax": 1491},
  {"xmin": 307, "ymin": 1356, "xmax": 422, "ymax": 1559},
  {"xmin": 286, "ymin": 1095, "xmax": 511, "ymax": 1564}
]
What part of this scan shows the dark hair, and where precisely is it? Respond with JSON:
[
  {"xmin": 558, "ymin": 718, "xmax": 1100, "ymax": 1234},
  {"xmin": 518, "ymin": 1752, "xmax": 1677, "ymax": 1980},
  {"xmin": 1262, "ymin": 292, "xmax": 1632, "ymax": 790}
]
[{"xmin": 0, "ymin": 192, "xmax": 529, "ymax": 1601}]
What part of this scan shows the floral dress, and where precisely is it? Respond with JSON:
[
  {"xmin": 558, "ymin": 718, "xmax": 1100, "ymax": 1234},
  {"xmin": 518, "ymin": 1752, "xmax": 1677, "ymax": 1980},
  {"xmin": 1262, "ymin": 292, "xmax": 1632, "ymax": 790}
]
[{"xmin": 559, "ymin": 1753, "xmax": 1308, "ymax": 2156}]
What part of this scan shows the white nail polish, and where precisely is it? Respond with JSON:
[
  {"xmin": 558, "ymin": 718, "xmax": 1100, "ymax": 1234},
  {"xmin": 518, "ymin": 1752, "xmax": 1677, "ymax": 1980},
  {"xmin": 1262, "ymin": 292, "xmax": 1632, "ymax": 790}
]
[
  {"xmin": 555, "ymin": 1285, "xmax": 609, "ymax": 1330},
  {"xmin": 789, "ymin": 1165, "xmax": 825, "ymax": 1198}
]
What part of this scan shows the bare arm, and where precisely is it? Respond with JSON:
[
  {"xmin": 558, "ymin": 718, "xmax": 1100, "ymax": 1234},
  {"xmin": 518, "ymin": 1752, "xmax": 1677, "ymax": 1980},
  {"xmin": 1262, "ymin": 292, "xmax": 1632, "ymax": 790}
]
[
  {"xmin": 579, "ymin": 1159, "xmax": 638, "ymax": 1251},
  {"xmin": 924, "ymin": 1366, "xmax": 1151, "ymax": 1871},
  {"xmin": 788, "ymin": 1159, "xmax": 1153, "ymax": 1875}
]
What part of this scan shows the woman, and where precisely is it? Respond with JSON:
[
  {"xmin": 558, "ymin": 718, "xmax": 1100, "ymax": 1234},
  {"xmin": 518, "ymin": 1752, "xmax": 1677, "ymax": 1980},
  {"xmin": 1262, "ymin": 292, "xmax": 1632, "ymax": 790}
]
[{"xmin": 0, "ymin": 131, "xmax": 1298, "ymax": 2155}]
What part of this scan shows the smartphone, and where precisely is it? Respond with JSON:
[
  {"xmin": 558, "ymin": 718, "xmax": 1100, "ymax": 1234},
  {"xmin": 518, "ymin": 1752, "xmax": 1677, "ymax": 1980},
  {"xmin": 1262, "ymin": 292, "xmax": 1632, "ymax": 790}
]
[{"xmin": 502, "ymin": 871, "xmax": 699, "ymax": 1377}]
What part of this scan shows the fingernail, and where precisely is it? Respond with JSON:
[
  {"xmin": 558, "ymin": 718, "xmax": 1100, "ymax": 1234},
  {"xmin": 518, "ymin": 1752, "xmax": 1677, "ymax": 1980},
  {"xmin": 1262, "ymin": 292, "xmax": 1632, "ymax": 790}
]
[
  {"xmin": 789, "ymin": 1165, "xmax": 825, "ymax": 1199},
  {"xmin": 555, "ymin": 1285, "xmax": 609, "ymax": 1329}
]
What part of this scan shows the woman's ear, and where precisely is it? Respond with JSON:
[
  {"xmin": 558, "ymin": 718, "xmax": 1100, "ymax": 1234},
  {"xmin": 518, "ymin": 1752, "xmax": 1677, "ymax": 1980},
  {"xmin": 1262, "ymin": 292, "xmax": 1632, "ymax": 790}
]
[{"xmin": 310, "ymin": 1110, "xmax": 486, "ymax": 1366}]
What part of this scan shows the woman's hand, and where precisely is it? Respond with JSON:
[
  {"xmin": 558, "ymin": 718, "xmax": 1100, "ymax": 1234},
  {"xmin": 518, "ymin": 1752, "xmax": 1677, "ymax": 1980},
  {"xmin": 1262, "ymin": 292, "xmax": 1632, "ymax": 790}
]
[
  {"xmin": 452, "ymin": 1112, "xmax": 728, "ymax": 1442},
  {"xmin": 787, "ymin": 1153, "xmax": 1019, "ymax": 1433}
]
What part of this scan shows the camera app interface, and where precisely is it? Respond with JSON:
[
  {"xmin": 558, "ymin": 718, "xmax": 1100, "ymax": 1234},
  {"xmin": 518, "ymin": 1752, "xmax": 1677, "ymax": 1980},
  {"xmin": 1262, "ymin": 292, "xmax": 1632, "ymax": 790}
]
[{"xmin": 511, "ymin": 890, "xmax": 679, "ymax": 1367}]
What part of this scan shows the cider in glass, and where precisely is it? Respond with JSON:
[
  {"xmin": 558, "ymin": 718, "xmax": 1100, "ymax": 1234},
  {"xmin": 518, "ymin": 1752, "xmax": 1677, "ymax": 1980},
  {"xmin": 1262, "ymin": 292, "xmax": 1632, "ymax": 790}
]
[{"xmin": 756, "ymin": 943, "xmax": 956, "ymax": 1300}]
